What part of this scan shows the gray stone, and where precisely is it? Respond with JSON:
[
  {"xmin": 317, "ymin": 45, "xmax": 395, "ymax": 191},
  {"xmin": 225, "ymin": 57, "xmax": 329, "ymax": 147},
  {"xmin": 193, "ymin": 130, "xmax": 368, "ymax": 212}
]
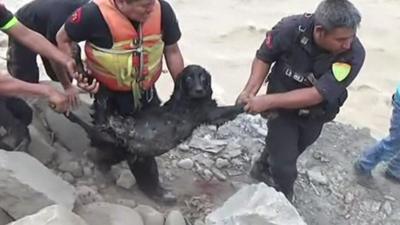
[
  {"xmin": 189, "ymin": 137, "xmax": 227, "ymax": 154},
  {"xmin": 344, "ymin": 193, "xmax": 354, "ymax": 204},
  {"xmin": 178, "ymin": 158, "xmax": 194, "ymax": 169},
  {"xmin": 0, "ymin": 208, "xmax": 13, "ymax": 225},
  {"xmin": 76, "ymin": 202, "xmax": 143, "ymax": 225},
  {"xmin": 83, "ymin": 167, "xmax": 92, "ymax": 177},
  {"xmin": 193, "ymin": 154, "xmax": 214, "ymax": 168},
  {"xmin": 135, "ymin": 205, "xmax": 164, "ymax": 225},
  {"xmin": 116, "ymin": 169, "xmax": 136, "ymax": 190},
  {"xmin": 202, "ymin": 169, "xmax": 214, "ymax": 181},
  {"xmin": 58, "ymin": 161, "xmax": 83, "ymax": 178},
  {"xmin": 382, "ymin": 201, "xmax": 392, "ymax": 215},
  {"xmin": 32, "ymin": 99, "xmax": 96, "ymax": 157},
  {"xmin": 370, "ymin": 201, "xmax": 382, "ymax": 213},
  {"xmin": 211, "ymin": 168, "xmax": 227, "ymax": 181},
  {"xmin": 223, "ymin": 148, "xmax": 242, "ymax": 159},
  {"xmin": 215, "ymin": 158, "xmax": 229, "ymax": 169},
  {"xmin": 206, "ymin": 183, "xmax": 306, "ymax": 225},
  {"xmin": 307, "ymin": 168, "xmax": 328, "ymax": 185},
  {"xmin": 194, "ymin": 219, "xmax": 205, "ymax": 225},
  {"xmin": 113, "ymin": 199, "xmax": 137, "ymax": 209},
  {"xmin": 165, "ymin": 210, "xmax": 186, "ymax": 225},
  {"xmin": 178, "ymin": 144, "xmax": 190, "ymax": 151},
  {"xmin": 61, "ymin": 172, "xmax": 75, "ymax": 184},
  {"xmin": 0, "ymin": 150, "xmax": 76, "ymax": 219},
  {"xmin": 8, "ymin": 205, "xmax": 88, "ymax": 225},
  {"xmin": 27, "ymin": 127, "xmax": 56, "ymax": 165},
  {"xmin": 75, "ymin": 186, "xmax": 103, "ymax": 207},
  {"xmin": 231, "ymin": 181, "xmax": 247, "ymax": 191}
]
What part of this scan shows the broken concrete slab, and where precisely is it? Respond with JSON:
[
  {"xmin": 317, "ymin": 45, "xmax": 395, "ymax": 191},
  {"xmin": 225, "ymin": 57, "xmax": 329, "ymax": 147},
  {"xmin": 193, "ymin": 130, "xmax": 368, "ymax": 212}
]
[
  {"xmin": 0, "ymin": 150, "xmax": 76, "ymax": 219},
  {"xmin": 7, "ymin": 205, "xmax": 88, "ymax": 225}
]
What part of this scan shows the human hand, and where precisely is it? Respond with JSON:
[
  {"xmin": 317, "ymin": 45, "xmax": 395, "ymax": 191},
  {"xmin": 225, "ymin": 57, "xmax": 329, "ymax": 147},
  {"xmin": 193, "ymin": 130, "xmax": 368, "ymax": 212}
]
[
  {"xmin": 47, "ymin": 87, "xmax": 68, "ymax": 113},
  {"xmin": 76, "ymin": 73, "xmax": 99, "ymax": 94},
  {"xmin": 244, "ymin": 95, "xmax": 271, "ymax": 114},
  {"xmin": 64, "ymin": 85, "xmax": 80, "ymax": 109},
  {"xmin": 235, "ymin": 91, "xmax": 253, "ymax": 106}
]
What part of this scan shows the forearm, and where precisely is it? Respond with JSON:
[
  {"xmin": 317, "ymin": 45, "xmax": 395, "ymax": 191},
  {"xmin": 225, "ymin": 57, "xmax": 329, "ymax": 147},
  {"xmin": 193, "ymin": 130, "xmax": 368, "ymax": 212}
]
[
  {"xmin": 48, "ymin": 59, "xmax": 72, "ymax": 89},
  {"xmin": 7, "ymin": 23, "xmax": 71, "ymax": 67},
  {"xmin": 242, "ymin": 58, "xmax": 270, "ymax": 95},
  {"xmin": 164, "ymin": 43, "xmax": 184, "ymax": 80},
  {"xmin": 0, "ymin": 73, "xmax": 52, "ymax": 98},
  {"xmin": 266, "ymin": 87, "xmax": 324, "ymax": 109},
  {"xmin": 56, "ymin": 25, "xmax": 74, "ymax": 57}
]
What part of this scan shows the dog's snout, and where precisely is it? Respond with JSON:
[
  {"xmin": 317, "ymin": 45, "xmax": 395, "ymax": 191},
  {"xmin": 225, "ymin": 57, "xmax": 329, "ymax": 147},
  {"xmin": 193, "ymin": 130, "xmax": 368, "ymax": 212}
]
[{"xmin": 194, "ymin": 85, "xmax": 204, "ymax": 94}]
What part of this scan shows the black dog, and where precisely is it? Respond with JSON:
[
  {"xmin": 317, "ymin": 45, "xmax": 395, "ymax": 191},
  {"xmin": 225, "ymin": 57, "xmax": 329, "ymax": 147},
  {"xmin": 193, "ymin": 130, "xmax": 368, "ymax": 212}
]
[{"xmin": 67, "ymin": 65, "xmax": 244, "ymax": 157}]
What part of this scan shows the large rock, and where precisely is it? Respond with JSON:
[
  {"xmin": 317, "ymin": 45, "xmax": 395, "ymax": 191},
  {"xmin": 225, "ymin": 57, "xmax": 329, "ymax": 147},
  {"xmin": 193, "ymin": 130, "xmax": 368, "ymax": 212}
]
[
  {"xmin": 7, "ymin": 205, "xmax": 88, "ymax": 225},
  {"xmin": 31, "ymin": 96, "xmax": 94, "ymax": 157},
  {"xmin": 206, "ymin": 183, "xmax": 307, "ymax": 225},
  {"xmin": 165, "ymin": 210, "xmax": 186, "ymax": 225},
  {"xmin": 0, "ymin": 150, "xmax": 76, "ymax": 219},
  {"xmin": 75, "ymin": 202, "xmax": 144, "ymax": 225},
  {"xmin": 135, "ymin": 205, "xmax": 164, "ymax": 225},
  {"xmin": 0, "ymin": 208, "xmax": 13, "ymax": 224},
  {"xmin": 27, "ymin": 127, "xmax": 56, "ymax": 165}
]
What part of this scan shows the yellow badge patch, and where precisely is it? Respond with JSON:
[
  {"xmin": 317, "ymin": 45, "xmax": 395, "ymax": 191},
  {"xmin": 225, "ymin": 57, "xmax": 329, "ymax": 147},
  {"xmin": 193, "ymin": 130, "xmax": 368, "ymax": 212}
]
[{"xmin": 332, "ymin": 62, "xmax": 351, "ymax": 82}]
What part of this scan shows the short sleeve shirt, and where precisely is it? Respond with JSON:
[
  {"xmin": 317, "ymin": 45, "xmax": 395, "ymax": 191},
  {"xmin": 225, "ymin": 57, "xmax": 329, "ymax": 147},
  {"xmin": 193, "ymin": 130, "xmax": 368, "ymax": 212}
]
[
  {"xmin": 64, "ymin": 0, "xmax": 181, "ymax": 48},
  {"xmin": 15, "ymin": 0, "xmax": 88, "ymax": 43},
  {"xmin": 256, "ymin": 14, "xmax": 365, "ymax": 105}
]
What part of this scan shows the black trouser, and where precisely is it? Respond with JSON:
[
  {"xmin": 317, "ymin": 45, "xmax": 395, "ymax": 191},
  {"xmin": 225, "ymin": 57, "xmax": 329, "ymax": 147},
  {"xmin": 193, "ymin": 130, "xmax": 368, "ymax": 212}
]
[
  {"xmin": 259, "ymin": 113, "xmax": 324, "ymax": 197},
  {"xmin": 7, "ymin": 37, "xmax": 58, "ymax": 83},
  {"xmin": 0, "ymin": 96, "xmax": 32, "ymax": 151},
  {"xmin": 91, "ymin": 85, "xmax": 162, "ymax": 193}
]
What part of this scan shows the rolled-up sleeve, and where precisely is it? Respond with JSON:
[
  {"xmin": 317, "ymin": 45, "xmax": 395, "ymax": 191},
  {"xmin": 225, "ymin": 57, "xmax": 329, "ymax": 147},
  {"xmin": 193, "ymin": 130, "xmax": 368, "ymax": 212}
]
[{"xmin": 314, "ymin": 38, "xmax": 365, "ymax": 104}]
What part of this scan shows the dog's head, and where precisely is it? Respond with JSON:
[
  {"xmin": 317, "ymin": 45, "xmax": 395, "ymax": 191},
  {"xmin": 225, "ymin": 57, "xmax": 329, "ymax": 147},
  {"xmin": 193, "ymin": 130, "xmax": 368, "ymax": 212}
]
[{"xmin": 174, "ymin": 65, "xmax": 213, "ymax": 100}]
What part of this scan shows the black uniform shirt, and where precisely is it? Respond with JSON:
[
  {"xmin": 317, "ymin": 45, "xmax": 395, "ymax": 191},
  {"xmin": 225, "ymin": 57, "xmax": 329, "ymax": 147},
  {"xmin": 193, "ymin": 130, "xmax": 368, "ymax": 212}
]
[
  {"xmin": 256, "ymin": 14, "xmax": 365, "ymax": 106},
  {"xmin": 15, "ymin": 0, "xmax": 88, "ymax": 43},
  {"xmin": 0, "ymin": 4, "xmax": 15, "ymax": 31},
  {"xmin": 64, "ymin": 0, "xmax": 181, "ymax": 48}
]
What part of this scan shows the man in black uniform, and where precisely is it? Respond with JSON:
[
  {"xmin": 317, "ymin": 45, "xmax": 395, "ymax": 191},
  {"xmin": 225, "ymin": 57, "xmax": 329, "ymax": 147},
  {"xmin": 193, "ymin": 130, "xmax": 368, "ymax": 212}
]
[
  {"xmin": 7, "ymin": 0, "xmax": 89, "ymax": 105},
  {"xmin": 0, "ymin": 3, "xmax": 86, "ymax": 151},
  {"xmin": 56, "ymin": 0, "xmax": 184, "ymax": 203},
  {"xmin": 236, "ymin": 0, "xmax": 365, "ymax": 201}
]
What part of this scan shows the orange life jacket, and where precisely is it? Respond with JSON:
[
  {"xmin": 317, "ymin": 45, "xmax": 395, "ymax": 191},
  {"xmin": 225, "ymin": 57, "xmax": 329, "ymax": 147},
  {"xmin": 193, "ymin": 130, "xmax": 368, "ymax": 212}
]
[{"xmin": 85, "ymin": 0, "xmax": 164, "ymax": 95}]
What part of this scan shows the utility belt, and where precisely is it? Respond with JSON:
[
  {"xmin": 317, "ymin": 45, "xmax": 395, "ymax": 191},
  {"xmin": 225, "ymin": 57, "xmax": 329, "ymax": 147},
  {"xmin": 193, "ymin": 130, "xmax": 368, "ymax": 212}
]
[{"xmin": 280, "ymin": 64, "xmax": 343, "ymax": 121}]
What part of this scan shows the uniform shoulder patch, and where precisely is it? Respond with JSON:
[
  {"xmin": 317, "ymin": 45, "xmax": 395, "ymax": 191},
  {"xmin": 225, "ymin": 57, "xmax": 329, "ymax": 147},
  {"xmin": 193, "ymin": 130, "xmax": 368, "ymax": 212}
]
[
  {"xmin": 70, "ymin": 7, "xmax": 83, "ymax": 24},
  {"xmin": 332, "ymin": 62, "xmax": 351, "ymax": 82},
  {"xmin": 265, "ymin": 32, "xmax": 273, "ymax": 49}
]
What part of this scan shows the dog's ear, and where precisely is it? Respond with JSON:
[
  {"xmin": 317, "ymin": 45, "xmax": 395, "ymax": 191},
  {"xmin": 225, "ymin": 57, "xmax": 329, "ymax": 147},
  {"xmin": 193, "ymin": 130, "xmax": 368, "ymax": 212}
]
[{"xmin": 202, "ymin": 68, "xmax": 213, "ymax": 99}]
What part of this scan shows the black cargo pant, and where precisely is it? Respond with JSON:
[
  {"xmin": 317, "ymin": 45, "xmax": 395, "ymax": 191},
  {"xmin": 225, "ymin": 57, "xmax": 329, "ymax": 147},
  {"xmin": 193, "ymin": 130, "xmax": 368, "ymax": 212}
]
[
  {"xmin": 0, "ymin": 96, "xmax": 32, "ymax": 152},
  {"xmin": 259, "ymin": 113, "xmax": 324, "ymax": 198},
  {"xmin": 91, "ymin": 85, "xmax": 162, "ymax": 193},
  {"xmin": 7, "ymin": 37, "xmax": 58, "ymax": 83}
]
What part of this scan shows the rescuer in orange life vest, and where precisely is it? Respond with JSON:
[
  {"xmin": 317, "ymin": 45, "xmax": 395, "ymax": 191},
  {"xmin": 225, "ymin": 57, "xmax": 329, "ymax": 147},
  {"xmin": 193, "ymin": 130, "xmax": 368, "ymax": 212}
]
[{"xmin": 56, "ymin": 0, "xmax": 184, "ymax": 203}]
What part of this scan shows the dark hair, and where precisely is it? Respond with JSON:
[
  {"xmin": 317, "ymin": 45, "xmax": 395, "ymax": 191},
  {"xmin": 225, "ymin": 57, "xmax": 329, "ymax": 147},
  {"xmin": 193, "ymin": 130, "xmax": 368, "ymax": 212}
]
[{"xmin": 314, "ymin": 0, "xmax": 361, "ymax": 31}]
